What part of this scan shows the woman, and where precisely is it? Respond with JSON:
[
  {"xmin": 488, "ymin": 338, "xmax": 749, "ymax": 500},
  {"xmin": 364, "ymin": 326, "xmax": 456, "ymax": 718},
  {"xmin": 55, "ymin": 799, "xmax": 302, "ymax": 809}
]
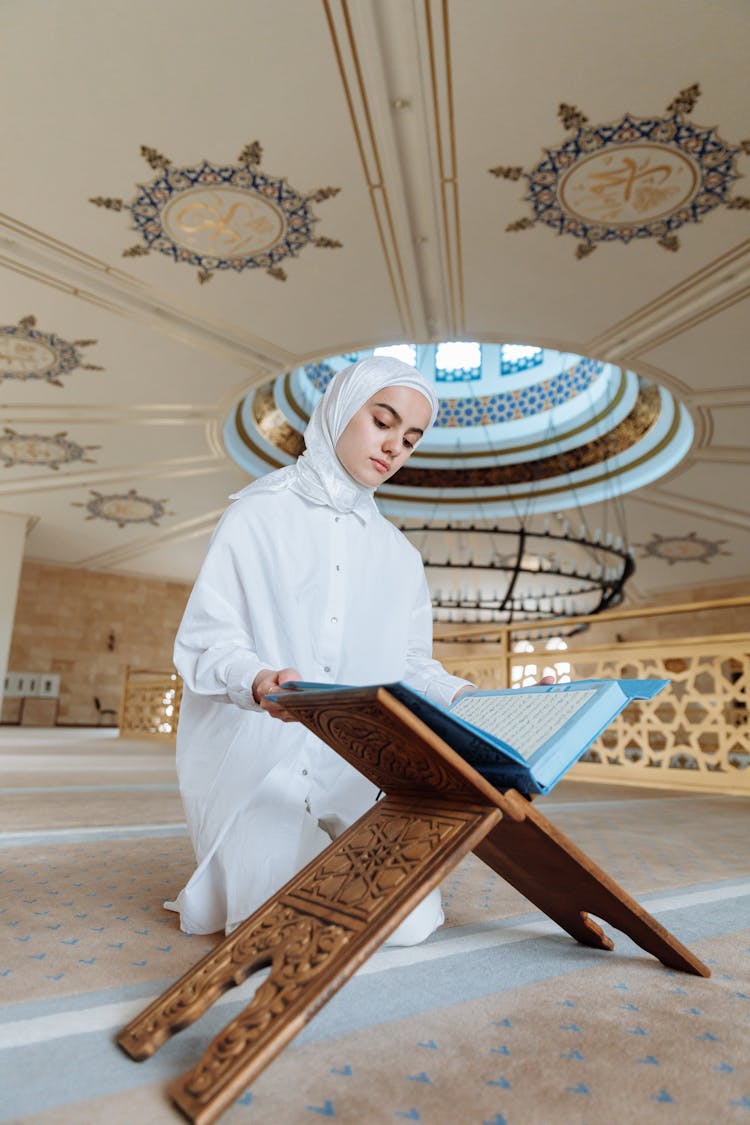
[{"xmin": 167, "ymin": 356, "xmax": 474, "ymax": 942}]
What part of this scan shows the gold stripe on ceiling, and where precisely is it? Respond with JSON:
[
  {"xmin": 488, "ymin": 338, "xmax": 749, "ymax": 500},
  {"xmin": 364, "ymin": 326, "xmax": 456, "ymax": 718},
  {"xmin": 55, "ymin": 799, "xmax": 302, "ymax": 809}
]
[
  {"xmin": 253, "ymin": 382, "xmax": 304, "ymax": 456},
  {"xmin": 283, "ymin": 371, "xmax": 309, "ymax": 424},
  {"xmin": 443, "ymin": 0, "xmax": 464, "ymax": 334},
  {"xmin": 234, "ymin": 402, "xmax": 288, "ymax": 473},
  {"xmin": 587, "ymin": 238, "xmax": 750, "ymax": 354},
  {"xmin": 378, "ymin": 392, "xmax": 682, "ymax": 505},
  {"xmin": 323, "ymin": 0, "xmax": 415, "ymax": 337},
  {"xmin": 275, "ymin": 366, "xmax": 629, "ymax": 460},
  {"xmin": 425, "ymin": 0, "xmax": 462, "ymax": 336},
  {"xmin": 237, "ymin": 377, "xmax": 660, "ymax": 494},
  {"xmin": 623, "ymin": 284, "xmax": 750, "ymax": 359},
  {"xmin": 234, "ymin": 390, "xmax": 682, "ymax": 508},
  {"xmin": 391, "ymin": 384, "xmax": 660, "ymax": 487}
]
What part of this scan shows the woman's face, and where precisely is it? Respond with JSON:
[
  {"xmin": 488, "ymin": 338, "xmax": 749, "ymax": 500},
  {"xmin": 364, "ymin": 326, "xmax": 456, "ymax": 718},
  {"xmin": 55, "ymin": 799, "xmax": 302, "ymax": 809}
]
[{"xmin": 335, "ymin": 385, "xmax": 433, "ymax": 487}]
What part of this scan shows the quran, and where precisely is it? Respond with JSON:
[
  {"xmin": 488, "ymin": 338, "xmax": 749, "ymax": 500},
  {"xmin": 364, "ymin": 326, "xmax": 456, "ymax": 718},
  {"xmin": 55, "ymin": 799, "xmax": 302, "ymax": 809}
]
[{"xmin": 272, "ymin": 678, "xmax": 668, "ymax": 795}]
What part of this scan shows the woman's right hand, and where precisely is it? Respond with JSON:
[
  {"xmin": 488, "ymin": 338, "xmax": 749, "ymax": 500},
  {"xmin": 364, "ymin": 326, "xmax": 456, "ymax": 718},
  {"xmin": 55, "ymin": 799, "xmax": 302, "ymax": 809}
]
[{"xmin": 252, "ymin": 667, "xmax": 303, "ymax": 722}]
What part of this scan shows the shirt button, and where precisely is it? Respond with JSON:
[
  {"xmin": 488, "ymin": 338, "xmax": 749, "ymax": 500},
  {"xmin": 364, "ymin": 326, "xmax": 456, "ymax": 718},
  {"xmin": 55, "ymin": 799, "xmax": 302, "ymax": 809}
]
[
  {"xmin": 331, "ymin": 616, "xmax": 338, "ymax": 624},
  {"xmin": 301, "ymin": 768, "xmax": 308, "ymax": 776},
  {"xmin": 334, "ymin": 516, "xmax": 340, "ymax": 523},
  {"xmin": 324, "ymin": 665, "xmax": 331, "ymax": 673},
  {"xmin": 335, "ymin": 564, "xmax": 341, "ymax": 572}
]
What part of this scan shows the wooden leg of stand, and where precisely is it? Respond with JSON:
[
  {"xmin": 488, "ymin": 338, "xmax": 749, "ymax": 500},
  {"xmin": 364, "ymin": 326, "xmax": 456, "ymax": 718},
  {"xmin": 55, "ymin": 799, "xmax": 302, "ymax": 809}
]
[
  {"xmin": 476, "ymin": 790, "xmax": 710, "ymax": 977},
  {"xmin": 119, "ymin": 796, "xmax": 502, "ymax": 1125}
]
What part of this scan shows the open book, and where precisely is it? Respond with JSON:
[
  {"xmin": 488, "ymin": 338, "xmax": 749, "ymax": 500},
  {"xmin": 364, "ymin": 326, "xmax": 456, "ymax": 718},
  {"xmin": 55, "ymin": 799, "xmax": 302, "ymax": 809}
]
[{"xmin": 270, "ymin": 678, "xmax": 667, "ymax": 795}]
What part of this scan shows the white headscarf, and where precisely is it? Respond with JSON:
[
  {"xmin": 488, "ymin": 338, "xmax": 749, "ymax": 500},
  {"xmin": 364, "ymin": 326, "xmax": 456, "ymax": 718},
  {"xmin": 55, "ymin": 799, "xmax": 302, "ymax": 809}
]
[{"xmin": 232, "ymin": 356, "xmax": 439, "ymax": 521}]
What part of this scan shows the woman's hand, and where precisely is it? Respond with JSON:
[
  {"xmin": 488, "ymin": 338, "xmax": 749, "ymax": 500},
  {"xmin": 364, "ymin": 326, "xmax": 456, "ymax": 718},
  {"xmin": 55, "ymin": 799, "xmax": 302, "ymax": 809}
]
[{"xmin": 252, "ymin": 667, "xmax": 303, "ymax": 722}]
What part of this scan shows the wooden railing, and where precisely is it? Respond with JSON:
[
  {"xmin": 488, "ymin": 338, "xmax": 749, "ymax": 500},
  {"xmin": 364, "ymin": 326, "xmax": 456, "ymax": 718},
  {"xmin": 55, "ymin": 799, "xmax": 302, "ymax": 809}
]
[
  {"xmin": 120, "ymin": 598, "xmax": 750, "ymax": 793},
  {"xmin": 436, "ymin": 596, "xmax": 750, "ymax": 796}
]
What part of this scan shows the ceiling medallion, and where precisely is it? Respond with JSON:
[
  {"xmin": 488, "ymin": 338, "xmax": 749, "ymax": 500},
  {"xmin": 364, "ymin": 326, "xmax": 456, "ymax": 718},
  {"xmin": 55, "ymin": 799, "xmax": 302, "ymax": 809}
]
[
  {"xmin": 635, "ymin": 531, "xmax": 731, "ymax": 565},
  {"xmin": 90, "ymin": 142, "xmax": 342, "ymax": 283},
  {"xmin": 72, "ymin": 489, "xmax": 173, "ymax": 528},
  {"xmin": 0, "ymin": 428, "xmax": 99, "ymax": 470},
  {"xmin": 490, "ymin": 84, "xmax": 750, "ymax": 258},
  {"xmin": 0, "ymin": 316, "xmax": 103, "ymax": 386}
]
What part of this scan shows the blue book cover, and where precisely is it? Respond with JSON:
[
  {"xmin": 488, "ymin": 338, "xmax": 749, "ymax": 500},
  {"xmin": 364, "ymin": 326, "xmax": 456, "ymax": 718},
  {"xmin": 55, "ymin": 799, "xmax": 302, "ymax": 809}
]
[{"xmin": 270, "ymin": 678, "xmax": 667, "ymax": 795}]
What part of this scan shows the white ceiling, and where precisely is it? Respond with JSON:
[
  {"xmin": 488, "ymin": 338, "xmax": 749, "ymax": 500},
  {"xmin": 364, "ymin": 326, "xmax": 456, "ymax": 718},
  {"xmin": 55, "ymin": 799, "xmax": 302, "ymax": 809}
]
[{"xmin": 1, "ymin": 0, "xmax": 749, "ymax": 605}]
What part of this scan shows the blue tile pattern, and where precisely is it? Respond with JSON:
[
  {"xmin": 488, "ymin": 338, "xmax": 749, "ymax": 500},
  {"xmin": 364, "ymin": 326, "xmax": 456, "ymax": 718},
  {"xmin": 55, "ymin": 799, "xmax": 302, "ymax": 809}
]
[{"xmin": 303, "ymin": 356, "xmax": 602, "ymax": 428}]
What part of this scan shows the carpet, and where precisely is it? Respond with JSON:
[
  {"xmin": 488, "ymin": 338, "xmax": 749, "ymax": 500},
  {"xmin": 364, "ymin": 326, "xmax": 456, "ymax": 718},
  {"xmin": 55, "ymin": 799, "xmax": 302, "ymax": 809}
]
[{"xmin": 1, "ymin": 728, "xmax": 748, "ymax": 1124}]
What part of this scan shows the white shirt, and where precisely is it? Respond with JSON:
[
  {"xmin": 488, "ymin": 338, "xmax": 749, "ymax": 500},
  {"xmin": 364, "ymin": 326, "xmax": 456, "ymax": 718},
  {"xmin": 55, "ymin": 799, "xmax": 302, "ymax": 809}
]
[{"xmin": 168, "ymin": 487, "xmax": 470, "ymax": 934}]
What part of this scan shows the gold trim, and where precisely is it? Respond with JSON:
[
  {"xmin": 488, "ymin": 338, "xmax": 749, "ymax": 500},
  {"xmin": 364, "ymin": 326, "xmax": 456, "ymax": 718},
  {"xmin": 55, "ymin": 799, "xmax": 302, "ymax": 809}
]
[
  {"xmin": 234, "ymin": 402, "xmax": 288, "ymax": 472},
  {"xmin": 422, "ymin": 0, "xmax": 465, "ymax": 336},
  {"xmin": 391, "ymin": 385, "xmax": 660, "ymax": 487},
  {"xmin": 623, "ymin": 284, "xmax": 750, "ymax": 358},
  {"xmin": 586, "ymin": 238, "xmax": 750, "ymax": 353},
  {"xmin": 323, "ymin": 0, "xmax": 414, "ymax": 336},
  {"xmin": 235, "ymin": 376, "xmax": 667, "ymax": 499},
  {"xmin": 233, "ymin": 389, "xmax": 681, "ymax": 509},
  {"xmin": 277, "ymin": 367, "xmax": 629, "ymax": 461},
  {"xmin": 443, "ymin": 0, "xmax": 464, "ymax": 334},
  {"xmin": 283, "ymin": 371, "xmax": 309, "ymax": 424},
  {"xmin": 378, "ymin": 391, "xmax": 682, "ymax": 504},
  {"xmin": 252, "ymin": 382, "xmax": 304, "ymax": 454}
]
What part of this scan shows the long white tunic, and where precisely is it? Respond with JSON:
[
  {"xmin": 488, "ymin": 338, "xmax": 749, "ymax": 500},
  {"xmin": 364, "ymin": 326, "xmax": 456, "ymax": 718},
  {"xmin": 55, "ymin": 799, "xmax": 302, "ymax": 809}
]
[{"xmin": 168, "ymin": 487, "xmax": 469, "ymax": 934}]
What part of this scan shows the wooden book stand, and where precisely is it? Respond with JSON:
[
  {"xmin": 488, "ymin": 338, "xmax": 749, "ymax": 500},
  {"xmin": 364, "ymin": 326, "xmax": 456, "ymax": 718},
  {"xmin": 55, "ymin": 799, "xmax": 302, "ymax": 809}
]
[{"xmin": 118, "ymin": 686, "xmax": 710, "ymax": 1124}]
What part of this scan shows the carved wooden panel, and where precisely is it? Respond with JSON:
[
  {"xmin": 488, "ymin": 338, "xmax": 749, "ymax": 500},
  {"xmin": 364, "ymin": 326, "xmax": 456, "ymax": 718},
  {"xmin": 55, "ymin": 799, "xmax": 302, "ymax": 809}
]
[
  {"xmin": 167, "ymin": 909, "xmax": 353, "ymax": 1122},
  {"xmin": 119, "ymin": 796, "xmax": 501, "ymax": 1124},
  {"xmin": 289, "ymin": 800, "xmax": 484, "ymax": 922},
  {"xmin": 118, "ymin": 899, "xmax": 352, "ymax": 1062},
  {"xmin": 118, "ymin": 683, "xmax": 709, "ymax": 1125},
  {"xmin": 285, "ymin": 689, "xmax": 505, "ymax": 806}
]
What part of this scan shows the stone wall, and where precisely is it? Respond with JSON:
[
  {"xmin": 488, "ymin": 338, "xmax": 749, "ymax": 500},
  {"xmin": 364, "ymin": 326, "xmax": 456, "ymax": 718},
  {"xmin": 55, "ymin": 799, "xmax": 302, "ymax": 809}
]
[{"xmin": 5, "ymin": 562, "xmax": 191, "ymax": 726}]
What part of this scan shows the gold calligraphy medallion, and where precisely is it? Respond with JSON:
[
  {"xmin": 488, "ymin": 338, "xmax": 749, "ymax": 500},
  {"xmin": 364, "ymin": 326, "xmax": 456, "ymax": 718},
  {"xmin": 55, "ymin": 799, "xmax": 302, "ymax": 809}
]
[
  {"xmin": 162, "ymin": 187, "xmax": 284, "ymax": 258},
  {"xmin": 559, "ymin": 144, "xmax": 699, "ymax": 225},
  {"xmin": 491, "ymin": 86, "xmax": 748, "ymax": 256},
  {"xmin": 90, "ymin": 142, "xmax": 342, "ymax": 282}
]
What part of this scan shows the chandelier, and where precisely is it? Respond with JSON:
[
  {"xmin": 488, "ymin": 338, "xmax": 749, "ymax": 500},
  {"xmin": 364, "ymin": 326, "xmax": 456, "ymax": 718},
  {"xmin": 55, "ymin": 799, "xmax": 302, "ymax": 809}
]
[{"xmin": 400, "ymin": 521, "xmax": 634, "ymax": 636}]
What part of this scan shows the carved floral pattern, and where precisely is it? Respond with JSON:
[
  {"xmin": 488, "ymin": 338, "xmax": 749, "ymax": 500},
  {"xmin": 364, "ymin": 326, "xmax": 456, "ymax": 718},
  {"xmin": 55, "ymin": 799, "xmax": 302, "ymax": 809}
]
[{"xmin": 303, "ymin": 700, "xmax": 487, "ymax": 800}]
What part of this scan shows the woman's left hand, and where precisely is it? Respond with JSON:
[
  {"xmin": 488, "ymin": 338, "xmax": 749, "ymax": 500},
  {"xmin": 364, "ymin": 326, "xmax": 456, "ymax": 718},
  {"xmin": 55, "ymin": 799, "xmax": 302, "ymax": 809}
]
[{"xmin": 253, "ymin": 667, "xmax": 304, "ymax": 722}]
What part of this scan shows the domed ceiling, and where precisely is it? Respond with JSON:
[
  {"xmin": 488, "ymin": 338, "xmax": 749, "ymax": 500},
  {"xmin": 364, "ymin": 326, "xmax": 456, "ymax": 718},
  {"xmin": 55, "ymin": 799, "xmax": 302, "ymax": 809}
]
[
  {"xmin": 225, "ymin": 343, "xmax": 693, "ymax": 519},
  {"xmin": 0, "ymin": 0, "xmax": 748, "ymax": 614}
]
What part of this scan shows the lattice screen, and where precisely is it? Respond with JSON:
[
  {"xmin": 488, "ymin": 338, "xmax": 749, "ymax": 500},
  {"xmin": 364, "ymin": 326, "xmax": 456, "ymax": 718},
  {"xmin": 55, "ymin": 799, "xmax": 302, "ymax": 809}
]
[
  {"xmin": 120, "ymin": 670, "xmax": 182, "ymax": 739},
  {"xmin": 442, "ymin": 637, "xmax": 749, "ymax": 795}
]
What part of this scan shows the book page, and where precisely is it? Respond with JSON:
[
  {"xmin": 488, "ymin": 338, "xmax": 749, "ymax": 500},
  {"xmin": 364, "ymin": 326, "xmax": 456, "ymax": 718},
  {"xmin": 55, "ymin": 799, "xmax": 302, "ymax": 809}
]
[{"xmin": 451, "ymin": 689, "xmax": 597, "ymax": 760}]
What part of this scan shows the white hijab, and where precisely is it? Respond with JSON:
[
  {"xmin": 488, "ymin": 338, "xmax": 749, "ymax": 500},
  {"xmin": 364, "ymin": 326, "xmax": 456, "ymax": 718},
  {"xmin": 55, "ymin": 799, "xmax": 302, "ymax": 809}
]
[{"xmin": 232, "ymin": 356, "xmax": 439, "ymax": 521}]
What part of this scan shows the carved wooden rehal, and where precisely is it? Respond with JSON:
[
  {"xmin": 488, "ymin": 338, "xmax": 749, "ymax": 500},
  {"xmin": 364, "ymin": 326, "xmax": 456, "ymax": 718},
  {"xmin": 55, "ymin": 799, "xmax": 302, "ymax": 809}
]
[{"xmin": 118, "ymin": 686, "xmax": 710, "ymax": 1124}]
